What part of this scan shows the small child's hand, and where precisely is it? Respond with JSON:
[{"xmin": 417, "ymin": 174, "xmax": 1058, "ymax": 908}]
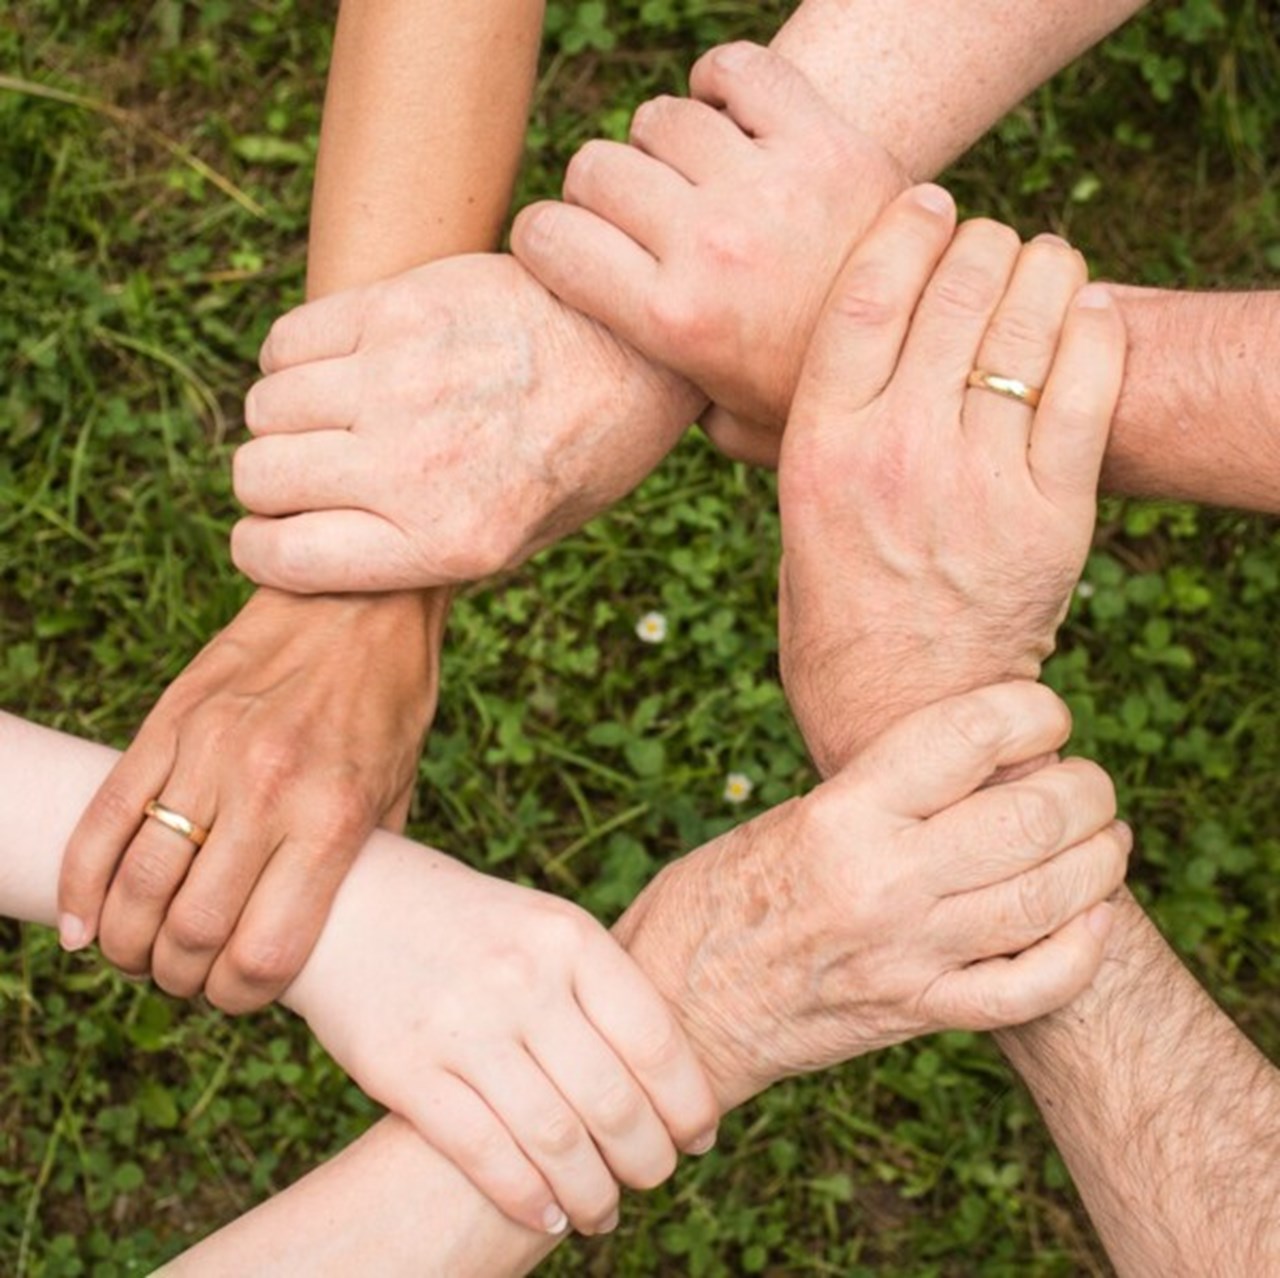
[{"xmin": 284, "ymin": 840, "xmax": 718, "ymax": 1237}]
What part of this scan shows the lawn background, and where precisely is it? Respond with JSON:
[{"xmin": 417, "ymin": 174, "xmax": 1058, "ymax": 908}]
[{"xmin": 1, "ymin": 1, "xmax": 1277, "ymax": 1273}]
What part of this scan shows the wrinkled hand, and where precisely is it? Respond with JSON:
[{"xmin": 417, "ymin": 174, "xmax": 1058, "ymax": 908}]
[
  {"xmin": 615, "ymin": 682, "xmax": 1126, "ymax": 1110},
  {"xmin": 512, "ymin": 41, "xmax": 905, "ymax": 464},
  {"xmin": 777, "ymin": 186, "xmax": 1126, "ymax": 774},
  {"xmin": 285, "ymin": 835, "xmax": 718, "ymax": 1238},
  {"xmin": 58, "ymin": 588, "xmax": 443, "ymax": 1011},
  {"xmin": 231, "ymin": 254, "xmax": 703, "ymax": 594}
]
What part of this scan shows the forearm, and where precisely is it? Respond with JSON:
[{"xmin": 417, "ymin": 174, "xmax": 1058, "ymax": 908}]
[
  {"xmin": 308, "ymin": 0, "xmax": 543, "ymax": 296},
  {"xmin": 1102, "ymin": 287, "xmax": 1280, "ymax": 512},
  {"xmin": 771, "ymin": 0, "xmax": 1146, "ymax": 178},
  {"xmin": 0, "ymin": 711, "xmax": 553, "ymax": 1274},
  {"xmin": 996, "ymin": 890, "xmax": 1280, "ymax": 1276}
]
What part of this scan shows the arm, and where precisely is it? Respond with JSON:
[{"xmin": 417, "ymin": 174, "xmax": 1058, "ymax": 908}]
[
  {"xmin": 1101, "ymin": 286, "xmax": 1280, "ymax": 512},
  {"xmin": 772, "ymin": 187, "xmax": 1280, "ymax": 1272},
  {"xmin": 996, "ymin": 894, "xmax": 1280, "ymax": 1277},
  {"xmin": 230, "ymin": 1, "xmax": 1150, "ymax": 593},
  {"xmin": 0, "ymin": 673, "xmax": 1126, "ymax": 1274},
  {"xmin": 515, "ymin": 30, "xmax": 1280, "ymax": 511},
  {"xmin": 56, "ymin": 0, "xmax": 544, "ymax": 1010}
]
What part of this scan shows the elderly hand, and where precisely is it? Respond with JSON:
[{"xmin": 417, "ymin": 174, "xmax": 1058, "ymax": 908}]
[
  {"xmin": 230, "ymin": 253, "xmax": 703, "ymax": 594},
  {"xmin": 286, "ymin": 834, "xmax": 718, "ymax": 1239},
  {"xmin": 512, "ymin": 41, "xmax": 905, "ymax": 465},
  {"xmin": 614, "ymin": 682, "xmax": 1126, "ymax": 1110},
  {"xmin": 57, "ymin": 588, "xmax": 444, "ymax": 1011},
  {"xmin": 776, "ymin": 186, "xmax": 1126, "ymax": 775}
]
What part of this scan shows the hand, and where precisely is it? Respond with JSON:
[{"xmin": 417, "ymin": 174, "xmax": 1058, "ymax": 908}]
[
  {"xmin": 777, "ymin": 187, "xmax": 1126, "ymax": 774},
  {"xmin": 512, "ymin": 41, "xmax": 905, "ymax": 455},
  {"xmin": 57, "ymin": 588, "xmax": 444, "ymax": 1011},
  {"xmin": 230, "ymin": 253, "xmax": 703, "ymax": 593},
  {"xmin": 614, "ymin": 682, "xmax": 1127, "ymax": 1110},
  {"xmin": 285, "ymin": 836, "xmax": 719, "ymax": 1237}
]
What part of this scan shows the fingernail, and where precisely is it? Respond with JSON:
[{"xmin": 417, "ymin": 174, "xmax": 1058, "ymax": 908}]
[
  {"xmin": 1087, "ymin": 902, "xmax": 1114, "ymax": 939},
  {"xmin": 597, "ymin": 1210, "xmax": 620, "ymax": 1235},
  {"xmin": 714, "ymin": 42, "xmax": 754, "ymax": 72},
  {"xmin": 686, "ymin": 1129, "xmax": 717, "ymax": 1156},
  {"xmin": 912, "ymin": 184, "xmax": 953, "ymax": 216},
  {"xmin": 542, "ymin": 1205, "xmax": 569, "ymax": 1235},
  {"xmin": 58, "ymin": 913, "xmax": 90, "ymax": 952},
  {"xmin": 1075, "ymin": 283, "xmax": 1113, "ymax": 310},
  {"xmin": 1034, "ymin": 232, "xmax": 1071, "ymax": 248}
]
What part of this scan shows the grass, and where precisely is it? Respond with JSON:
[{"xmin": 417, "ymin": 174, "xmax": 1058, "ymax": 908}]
[{"xmin": 2, "ymin": 0, "xmax": 1277, "ymax": 1273}]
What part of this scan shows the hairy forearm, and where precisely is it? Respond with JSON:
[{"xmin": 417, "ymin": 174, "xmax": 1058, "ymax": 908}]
[
  {"xmin": 772, "ymin": 0, "xmax": 1145, "ymax": 178},
  {"xmin": 1102, "ymin": 287, "xmax": 1280, "ymax": 512},
  {"xmin": 996, "ymin": 890, "xmax": 1280, "ymax": 1276},
  {"xmin": 308, "ymin": 0, "xmax": 543, "ymax": 296}
]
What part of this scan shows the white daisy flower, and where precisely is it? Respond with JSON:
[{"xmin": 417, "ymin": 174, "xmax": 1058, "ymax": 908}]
[
  {"xmin": 1076, "ymin": 581, "xmax": 1096, "ymax": 599},
  {"xmin": 635, "ymin": 611, "xmax": 668, "ymax": 644},
  {"xmin": 723, "ymin": 772, "xmax": 754, "ymax": 805}
]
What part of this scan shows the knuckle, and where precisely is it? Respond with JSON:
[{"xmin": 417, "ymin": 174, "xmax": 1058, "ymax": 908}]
[
  {"xmin": 931, "ymin": 258, "xmax": 1002, "ymax": 315},
  {"xmin": 1011, "ymin": 786, "xmax": 1067, "ymax": 853},
  {"xmin": 165, "ymin": 900, "xmax": 235, "ymax": 954},
  {"xmin": 591, "ymin": 1077, "xmax": 645, "ymax": 1135},
  {"xmin": 532, "ymin": 1107, "xmax": 584, "ymax": 1159},
  {"xmin": 826, "ymin": 264, "xmax": 902, "ymax": 328},
  {"xmin": 939, "ymin": 693, "xmax": 1007, "ymax": 756},
  {"xmin": 1014, "ymin": 866, "xmax": 1061, "ymax": 937},
  {"xmin": 243, "ymin": 736, "xmax": 301, "ymax": 788},
  {"xmin": 629, "ymin": 1015, "xmax": 685, "ymax": 1075},
  {"xmin": 225, "ymin": 932, "xmax": 304, "ymax": 991},
  {"xmin": 116, "ymin": 847, "xmax": 180, "ymax": 904},
  {"xmin": 645, "ymin": 289, "xmax": 715, "ymax": 350},
  {"xmin": 692, "ymin": 218, "xmax": 756, "ymax": 272},
  {"xmin": 985, "ymin": 304, "xmax": 1052, "ymax": 355}
]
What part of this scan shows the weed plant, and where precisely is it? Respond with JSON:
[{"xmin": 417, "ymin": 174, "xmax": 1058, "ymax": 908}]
[{"xmin": 1, "ymin": 1, "xmax": 1276, "ymax": 1273}]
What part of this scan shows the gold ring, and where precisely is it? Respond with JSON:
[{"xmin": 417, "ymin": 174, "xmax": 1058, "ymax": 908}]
[
  {"xmin": 143, "ymin": 799, "xmax": 209, "ymax": 849},
  {"xmin": 966, "ymin": 368, "xmax": 1043, "ymax": 408}
]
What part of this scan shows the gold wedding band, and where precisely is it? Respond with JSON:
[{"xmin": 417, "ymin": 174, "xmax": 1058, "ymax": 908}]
[
  {"xmin": 966, "ymin": 368, "xmax": 1043, "ymax": 409},
  {"xmin": 143, "ymin": 799, "xmax": 209, "ymax": 849}
]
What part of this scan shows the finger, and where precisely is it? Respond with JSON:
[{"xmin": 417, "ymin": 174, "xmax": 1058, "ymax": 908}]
[
  {"xmin": 698, "ymin": 405, "xmax": 781, "ymax": 469},
  {"xmin": 525, "ymin": 1017, "xmax": 678, "ymax": 1191},
  {"xmin": 394, "ymin": 1071, "xmax": 568, "ymax": 1236},
  {"xmin": 466, "ymin": 1046, "xmax": 621, "ymax": 1235},
  {"xmin": 203, "ymin": 822, "xmax": 368, "ymax": 1013},
  {"xmin": 963, "ymin": 234, "xmax": 1087, "ymax": 471},
  {"xmin": 788, "ymin": 184, "xmax": 957, "ymax": 430},
  {"xmin": 843, "ymin": 681, "xmax": 1073, "ymax": 821},
  {"xmin": 689, "ymin": 42, "xmax": 829, "ymax": 143},
  {"xmin": 233, "ymin": 432, "xmax": 380, "ymax": 518},
  {"xmin": 97, "ymin": 782, "xmax": 213, "ymax": 976},
  {"xmin": 941, "ymin": 820, "xmax": 1131, "ymax": 960},
  {"xmin": 230, "ymin": 510, "xmax": 418, "ymax": 594},
  {"xmin": 150, "ymin": 811, "xmax": 281, "ymax": 1000},
  {"xmin": 920, "ymin": 756, "xmax": 1116, "ymax": 894},
  {"xmin": 58, "ymin": 729, "xmax": 177, "ymax": 950},
  {"xmin": 1029, "ymin": 283, "xmax": 1127, "ymax": 508},
  {"xmin": 258, "ymin": 288, "xmax": 367, "ymax": 374},
  {"xmin": 562, "ymin": 139, "xmax": 693, "ymax": 253},
  {"xmin": 627, "ymin": 94, "xmax": 756, "ymax": 181},
  {"xmin": 511, "ymin": 200, "xmax": 659, "ymax": 351},
  {"xmin": 575, "ymin": 946, "xmax": 719, "ymax": 1155},
  {"xmin": 893, "ymin": 218, "xmax": 1022, "ymax": 410},
  {"xmin": 929, "ymin": 900, "xmax": 1116, "ymax": 1031},
  {"xmin": 243, "ymin": 357, "xmax": 362, "ymax": 436}
]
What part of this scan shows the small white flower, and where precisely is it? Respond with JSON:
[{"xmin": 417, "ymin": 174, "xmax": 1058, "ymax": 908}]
[
  {"xmin": 723, "ymin": 772, "xmax": 754, "ymax": 805},
  {"xmin": 635, "ymin": 611, "xmax": 668, "ymax": 644},
  {"xmin": 1076, "ymin": 581, "xmax": 1096, "ymax": 599}
]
